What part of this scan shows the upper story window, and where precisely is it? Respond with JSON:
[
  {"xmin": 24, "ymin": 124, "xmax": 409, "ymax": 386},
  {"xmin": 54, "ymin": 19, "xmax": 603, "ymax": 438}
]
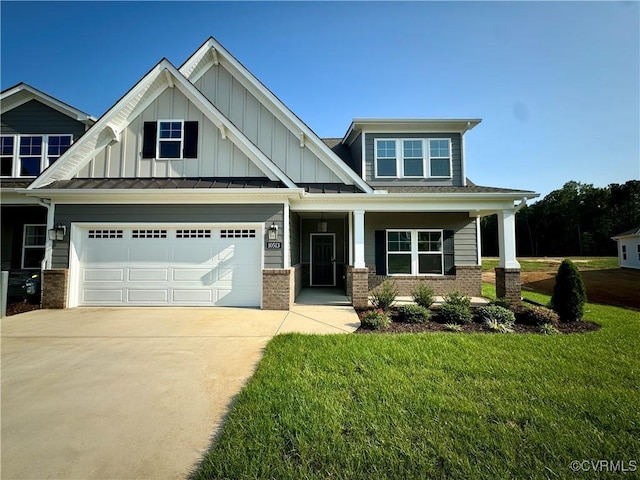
[
  {"xmin": 0, "ymin": 134, "xmax": 73, "ymax": 177},
  {"xmin": 142, "ymin": 120, "xmax": 198, "ymax": 160},
  {"xmin": 374, "ymin": 138, "xmax": 452, "ymax": 179}
]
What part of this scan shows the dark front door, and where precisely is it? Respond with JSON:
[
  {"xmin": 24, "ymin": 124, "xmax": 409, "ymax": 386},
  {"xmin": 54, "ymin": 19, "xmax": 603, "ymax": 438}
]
[{"xmin": 311, "ymin": 234, "xmax": 335, "ymax": 286}]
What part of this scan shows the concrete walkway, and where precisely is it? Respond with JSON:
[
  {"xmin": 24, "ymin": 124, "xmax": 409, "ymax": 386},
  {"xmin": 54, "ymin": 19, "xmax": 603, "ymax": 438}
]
[{"xmin": 1, "ymin": 302, "xmax": 359, "ymax": 480}]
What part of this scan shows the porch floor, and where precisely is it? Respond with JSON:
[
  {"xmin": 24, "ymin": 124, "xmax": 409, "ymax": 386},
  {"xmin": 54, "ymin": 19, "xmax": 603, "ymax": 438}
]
[{"xmin": 295, "ymin": 288, "xmax": 351, "ymax": 306}]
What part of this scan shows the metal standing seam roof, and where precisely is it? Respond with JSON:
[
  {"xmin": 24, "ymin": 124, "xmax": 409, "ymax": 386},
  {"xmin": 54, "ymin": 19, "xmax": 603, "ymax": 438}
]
[
  {"xmin": 379, "ymin": 185, "xmax": 537, "ymax": 195},
  {"xmin": 35, "ymin": 178, "xmax": 365, "ymax": 193}
]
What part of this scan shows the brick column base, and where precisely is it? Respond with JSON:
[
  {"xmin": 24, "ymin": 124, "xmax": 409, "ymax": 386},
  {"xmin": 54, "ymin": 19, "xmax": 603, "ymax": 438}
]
[
  {"xmin": 495, "ymin": 267, "xmax": 521, "ymax": 307},
  {"xmin": 347, "ymin": 266, "xmax": 369, "ymax": 309},
  {"xmin": 262, "ymin": 268, "xmax": 294, "ymax": 310},
  {"xmin": 42, "ymin": 269, "xmax": 69, "ymax": 309}
]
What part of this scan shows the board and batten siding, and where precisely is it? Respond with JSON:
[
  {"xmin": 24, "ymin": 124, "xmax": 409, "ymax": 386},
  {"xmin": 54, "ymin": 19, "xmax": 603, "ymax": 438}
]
[
  {"xmin": 193, "ymin": 63, "xmax": 344, "ymax": 184},
  {"xmin": 76, "ymin": 88, "xmax": 263, "ymax": 179},
  {"xmin": 364, "ymin": 212, "xmax": 478, "ymax": 267},
  {"xmin": 1, "ymin": 100, "xmax": 87, "ymax": 138},
  {"xmin": 363, "ymin": 133, "xmax": 463, "ymax": 187},
  {"xmin": 289, "ymin": 211, "xmax": 301, "ymax": 266},
  {"xmin": 51, "ymin": 204, "xmax": 284, "ymax": 269}
]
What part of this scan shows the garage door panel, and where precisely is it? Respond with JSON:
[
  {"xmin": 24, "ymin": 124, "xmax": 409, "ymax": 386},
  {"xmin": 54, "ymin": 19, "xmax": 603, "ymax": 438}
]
[
  {"xmin": 84, "ymin": 268, "xmax": 124, "ymax": 282},
  {"xmin": 77, "ymin": 226, "xmax": 262, "ymax": 307},
  {"xmin": 127, "ymin": 289, "xmax": 168, "ymax": 303},
  {"xmin": 128, "ymin": 269, "xmax": 169, "ymax": 282},
  {"xmin": 83, "ymin": 289, "xmax": 124, "ymax": 303}
]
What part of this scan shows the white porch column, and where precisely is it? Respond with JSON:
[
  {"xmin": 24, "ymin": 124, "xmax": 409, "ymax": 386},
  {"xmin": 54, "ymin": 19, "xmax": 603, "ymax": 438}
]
[
  {"xmin": 497, "ymin": 209, "xmax": 520, "ymax": 269},
  {"xmin": 353, "ymin": 210, "xmax": 365, "ymax": 268}
]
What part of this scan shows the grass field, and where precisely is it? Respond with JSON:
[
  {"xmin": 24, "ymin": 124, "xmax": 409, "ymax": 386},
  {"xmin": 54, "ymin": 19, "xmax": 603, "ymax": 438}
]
[
  {"xmin": 192, "ymin": 291, "xmax": 640, "ymax": 479},
  {"xmin": 481, "ymin": 256, "xmax": 618, "ymax": 272}
]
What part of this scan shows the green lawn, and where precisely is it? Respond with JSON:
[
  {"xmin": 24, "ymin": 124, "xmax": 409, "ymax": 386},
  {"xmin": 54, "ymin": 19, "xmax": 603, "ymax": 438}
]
[
  {"xmin": 481, "ymin": 256, "xmax": 618, "ymax": 272},
  {"xmin": 192, "ymin": 293, "xmax": 640, "ymax": 479}
]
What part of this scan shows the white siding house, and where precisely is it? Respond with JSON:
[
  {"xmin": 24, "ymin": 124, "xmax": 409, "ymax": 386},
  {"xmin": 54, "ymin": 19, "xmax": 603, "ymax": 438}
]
[{"xmin": 612, "ymin": 227, "xmax": 640, "ymax": 270}]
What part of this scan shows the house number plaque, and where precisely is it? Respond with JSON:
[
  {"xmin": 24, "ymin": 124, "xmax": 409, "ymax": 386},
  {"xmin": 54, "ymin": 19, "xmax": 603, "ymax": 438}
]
[{"xmin": 267, "ymin": 242, "xmax": 282, "ymax": 249}]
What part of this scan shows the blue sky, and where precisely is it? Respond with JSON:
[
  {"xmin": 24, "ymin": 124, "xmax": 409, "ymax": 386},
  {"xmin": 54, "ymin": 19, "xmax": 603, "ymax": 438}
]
[{"xmin": 2, "ymin": 1, "xmax": 638, "ymax": 198}]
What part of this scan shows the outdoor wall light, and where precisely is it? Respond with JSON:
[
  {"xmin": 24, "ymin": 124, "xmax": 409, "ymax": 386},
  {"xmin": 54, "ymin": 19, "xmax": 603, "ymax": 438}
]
[
  {"xmin": 48, "ymin": 224, "xmax": 67, "ymax": 241},
  {"xmin": 267, "ymin": 222, "xmax": 279, "ymax": 240},
  {"xmin": 317, "ymin": 220, "xmax": 328, "ymax": 232}
]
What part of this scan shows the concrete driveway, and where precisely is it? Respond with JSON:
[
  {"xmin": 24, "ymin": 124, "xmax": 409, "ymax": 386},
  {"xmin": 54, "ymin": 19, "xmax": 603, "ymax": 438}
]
[{"xmin": 1, "ymin": 304, "xmax": 359, "ymax": 479}]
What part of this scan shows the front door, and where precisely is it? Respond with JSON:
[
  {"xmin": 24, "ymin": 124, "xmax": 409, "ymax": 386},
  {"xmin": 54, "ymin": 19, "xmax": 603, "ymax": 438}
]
[{"xmin": 311, "ymin": 234, "xmax": 335, "ymax": 286}]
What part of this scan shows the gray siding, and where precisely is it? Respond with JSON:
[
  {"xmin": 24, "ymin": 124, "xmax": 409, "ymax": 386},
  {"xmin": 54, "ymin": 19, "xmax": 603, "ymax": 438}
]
[
  {"xmin": 52, "ymin": 204, "xmax": 284, "ymax": 269},
  {"xmin": 364, "ymin": 212, "xmax": 477, "ymax": 267},
  {"xmin": 290, "ymin": 211, "xmax": 301, "ymax": 265},
  {"xmin": 1, "ymin": 100, "xmax": 87, "ymax": 138},
  {"xmin": 348, "ymin": 132, "xmax": 363, "ymax": 177},
  {"xmin": 364, "ymin": 133, "xmax": 462, "ymax": 187}
]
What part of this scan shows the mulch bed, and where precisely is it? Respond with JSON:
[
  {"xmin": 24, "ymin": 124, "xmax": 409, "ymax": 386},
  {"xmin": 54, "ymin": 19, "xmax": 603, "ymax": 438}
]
[
  {"xmin": 355, "ymin": 308, "xmax": 601, "ymax": 335},
  {"xmin": 5, "ymin": 300, "xmax": 41, "ymax": 317}
]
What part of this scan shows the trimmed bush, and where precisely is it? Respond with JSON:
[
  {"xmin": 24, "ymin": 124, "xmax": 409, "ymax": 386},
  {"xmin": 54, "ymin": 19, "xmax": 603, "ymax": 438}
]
[
  {"xmin": 370, "ymin": 280, "xmax": 398, "ymax": 311},
  {"xmin": 517, "ymin": 304, "xmax": 560, "ymax": 327},
  {"xmin": 411, "ymin": 284, "xmax": 435, "ymax": 308},
  {"xmin": 397, "ymin": 304, "xmax": 431, "ymax": 324},
  {"xmin": 438, "ymin": 292, "xmax": 473, "ymax": 324},
  {"xmin": 551, "ymin": 259, "xmax": 587, "ymax": 322},
  {"xmin": 477, "ymin": 305, "xmax": 516, "ymax": 327},
  {"xmin": 360, "ymin": 309, "xmax": 391, "ymax": 330},
  {"xmin": 491, "ymin": 297, "xmax": 511, "ymax": 309}
]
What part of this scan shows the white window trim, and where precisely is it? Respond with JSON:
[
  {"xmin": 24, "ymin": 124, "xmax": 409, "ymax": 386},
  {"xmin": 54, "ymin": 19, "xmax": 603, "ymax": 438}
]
[
  {"xmin": 386, "ymin": 229, "xmax": 444, "ymax": 276},
  {"xmin": 0, "ymin": 134, "xmax": 73, "ymax": 178},
  {"xmin": 428, "ymin": 138, "xmax": 453, "ymax": 178},
  {"xmin": 156, "ymin": 119, "xmax": 184, "ymax": 160},
  {"xmin": 373, "ymin": 139, "xmax": 398, "ymax": 178},
  {"xmin": 22, "ymin": 224, "xmax": 46, "ymax": 270},
  {"xmin": 374, "ymin": 138, "xmax": 452, "ymax": 179}
]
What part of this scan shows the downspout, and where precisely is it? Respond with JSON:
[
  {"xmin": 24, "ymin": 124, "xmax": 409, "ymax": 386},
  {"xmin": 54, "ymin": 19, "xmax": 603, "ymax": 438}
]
[{"xmin": 514, "ymin": 197, "xmax": 528, "ymax": 213}]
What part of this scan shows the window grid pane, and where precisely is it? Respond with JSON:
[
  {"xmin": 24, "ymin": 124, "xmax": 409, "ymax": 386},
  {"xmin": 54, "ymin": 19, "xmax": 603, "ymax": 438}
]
[
  {"xmin": 1, "ymin": 136, "xmax": 14, "ymax": 155},
  {"xmin": 387, "ymin": 231, "xmax": 411, "ymax": 252},
  {"xmin": 20, "ymin": 137, "xmax": 42, "ymax": 156}
]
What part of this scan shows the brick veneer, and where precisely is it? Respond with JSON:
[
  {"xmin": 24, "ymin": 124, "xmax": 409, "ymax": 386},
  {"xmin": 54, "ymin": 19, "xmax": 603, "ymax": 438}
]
[
  {"xmin": 346, "ymin": 266, "xmax": 369, "ymax": 309},
  {"xmin": 262, "ymin": 268, "xmax": 294, "ymax": 310},
  {"xmin": 495, "ymin": 267, "xmax": 521, "ymax": 306},
  {"xmin": 42, "ymin": 269, "xmax": 69, "ymax": 309},
  {"xmin": 368, "ymin": 265, "xmax": 482, "ymax": 297}
]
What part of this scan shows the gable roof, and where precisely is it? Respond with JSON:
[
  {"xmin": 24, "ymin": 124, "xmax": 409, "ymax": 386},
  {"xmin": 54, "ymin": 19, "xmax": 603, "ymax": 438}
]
[
  {"xmin": 180, "ymin": 37, "xmax": 373, "ymax": 194},
  {"xmin": 27, "ymin": 59, "xmax": 298, "ymax": 190},
  {"xmin": 612, "ymin": 227, "xmax": 640, "ymax": 239},
  {"xmin": 1, "ymin": 82, "xmax": 96, "ymax": 125}
]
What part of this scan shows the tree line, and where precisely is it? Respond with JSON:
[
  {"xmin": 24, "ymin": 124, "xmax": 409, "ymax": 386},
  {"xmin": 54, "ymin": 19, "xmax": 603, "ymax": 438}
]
[{"xmin": 481, "ymin": 180, "xmax": 640, "ymax": 257}]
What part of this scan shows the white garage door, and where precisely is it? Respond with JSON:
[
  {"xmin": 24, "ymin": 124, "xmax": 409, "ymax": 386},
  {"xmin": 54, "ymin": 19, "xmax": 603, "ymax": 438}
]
[{"xmin": 76, "ymin": 225, "xmax": 262, "ymax": 307}]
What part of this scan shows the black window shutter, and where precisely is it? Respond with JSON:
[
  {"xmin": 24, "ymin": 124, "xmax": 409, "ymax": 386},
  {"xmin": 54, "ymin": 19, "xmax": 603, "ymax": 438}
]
[
  {"xmin": 183, "ymin": 121, "xmax": 198, "ymax": 158},
  {"xmin": 443, "ymin": 230, "xmax": 455, "ymax": 275},
  {"xmin": 374, "ymin": 230, "xmax": 387, "ymax": 275},
  {"xmin": 142, "ymin": 122, "xmax": 157, "ymax": 159}
]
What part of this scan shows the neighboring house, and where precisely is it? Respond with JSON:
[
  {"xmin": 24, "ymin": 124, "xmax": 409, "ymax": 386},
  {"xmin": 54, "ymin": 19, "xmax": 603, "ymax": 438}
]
[
  {"xmin": 612, "ymin": 227, "xmax": 640, "ymax": 270},
  {"xmin": 17, "ymin": 37, "xmax": 536, "ymax": 310},
  {"xmin": 1, "ymin": 83, "xmax": 95, "ymax": 296}
]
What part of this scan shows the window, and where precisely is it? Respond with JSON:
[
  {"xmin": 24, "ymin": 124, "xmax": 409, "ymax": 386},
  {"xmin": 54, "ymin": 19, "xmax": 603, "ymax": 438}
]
[
  {"xmin": 22, "ymin": 224, "xmax": 46, "ymax": 269},
  {"xmin": 142, "ymin": 121, "xmax": 198, "ymax": 159},
  {"xmin": 1, "ymin": 136, "xmax": 14, "ymax": 176},
  {"xmin": 637, "ymin": 244, "xmax": 640, "ymax": 261},
  {"xmin": 374, "ymin": 138, "xmax": 452, "ymax": 179},
  {"xmin": 622, "ymin": 245, "xmax": 627, "ymax": 260},
  {"xmin": 387, "ymin": 230, "xmax": 443, "ymax": 275},
  {"xmin": 429, "ymin": 139, "xmax": 452, "ymax": 177},
  {"xmin": 375, "ymin": 140, "xmax": 397, "ymax": 177},
  {"xmin": 0, "ymin": 134, "xmax": 73, "ymax": 177},
  {"xmin": 157, "ymin": 120, "xmax": 183, "ymax": 159},
  {"xmin": 403, "ymin": 140, "xmax": 424, "ymax": 177}
]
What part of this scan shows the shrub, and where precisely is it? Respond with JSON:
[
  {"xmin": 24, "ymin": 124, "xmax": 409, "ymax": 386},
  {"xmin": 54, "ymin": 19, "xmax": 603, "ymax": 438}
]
[
  {"xmin": 397, "ymin": 304, "xmax": 431, "ymax": 324},
  {"xmin": 484, "ymin": 318, "xmax": 514, "ymax": 333},
  {"xmin": 540, "ymin": 323, "xmax": 561, "ymax": 335},
  {"xmin": 517, "ymin": 304, "xmax": 560, "ymax": 327},
  {"xmin": 444, "ymin": 323, "xmax": 463, "ymax": 332},
  {"xmin": 551, "ymin": 259, "xmax": 587, "ymax": 322},
  {"xmin": 370, "ymin": 280, "xmax": 398, "ymax": 311},
  {"xmin": 411, "ymin": 284, "xmax": 435, "ymax": 308},
  {"xmin": 437, "ymin": 291, "xmax": 473, "ymax": 324},
  {"xmin": 477, "ymin": 305, "xmax": 515, "ymax": 327},
  {"xmin": 360, "ymin": 309, "xmax": 391, "ymax": 330}
]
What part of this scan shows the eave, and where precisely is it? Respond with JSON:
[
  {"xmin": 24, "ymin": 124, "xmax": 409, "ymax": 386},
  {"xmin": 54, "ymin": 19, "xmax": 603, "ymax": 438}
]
[{"xmin": 342, "ymin": 118, "xmax": 482, "ymax": 146}]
